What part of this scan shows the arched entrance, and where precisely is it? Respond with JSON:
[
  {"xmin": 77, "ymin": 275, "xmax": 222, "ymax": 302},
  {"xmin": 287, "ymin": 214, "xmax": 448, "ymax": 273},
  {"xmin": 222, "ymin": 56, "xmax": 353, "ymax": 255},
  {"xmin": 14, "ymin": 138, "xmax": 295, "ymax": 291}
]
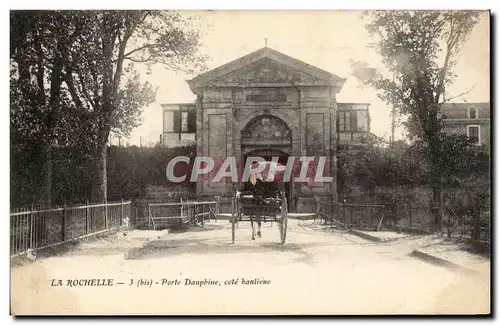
[
  {"xmin": 240, "ymin": 115, "xmax": 294, "ymax": 209},
  {"xmin": 241, "ymin": 114, "xmax": 292, "ymax": 153}
]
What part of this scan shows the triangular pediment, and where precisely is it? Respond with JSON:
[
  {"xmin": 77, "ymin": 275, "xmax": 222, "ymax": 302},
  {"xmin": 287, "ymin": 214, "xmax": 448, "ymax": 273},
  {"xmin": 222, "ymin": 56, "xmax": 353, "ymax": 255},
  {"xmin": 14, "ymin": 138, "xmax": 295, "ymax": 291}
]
[
  {"xmin": 187, "ymin": 47, "xmax": 346, "ymax": 93},
  {"xmin": 213, "ymin": 58, "xmax": 322, "ymax": 84}
]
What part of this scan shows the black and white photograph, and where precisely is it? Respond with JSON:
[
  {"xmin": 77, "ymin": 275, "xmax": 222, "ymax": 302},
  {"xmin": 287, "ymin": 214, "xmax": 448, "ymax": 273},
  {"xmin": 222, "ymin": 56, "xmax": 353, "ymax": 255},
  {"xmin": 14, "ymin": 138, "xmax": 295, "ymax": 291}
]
[{"xmin": 8, "ymin": 7, "xmax": 491, "ymax": 315}]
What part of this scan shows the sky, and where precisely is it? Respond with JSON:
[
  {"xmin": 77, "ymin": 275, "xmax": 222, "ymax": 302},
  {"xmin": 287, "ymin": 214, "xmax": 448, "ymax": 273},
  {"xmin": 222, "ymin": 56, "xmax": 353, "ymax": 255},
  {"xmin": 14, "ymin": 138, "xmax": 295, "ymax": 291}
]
[{"xmin": 127, "ymin": 10, "xmax": 490, "ymax": 147}]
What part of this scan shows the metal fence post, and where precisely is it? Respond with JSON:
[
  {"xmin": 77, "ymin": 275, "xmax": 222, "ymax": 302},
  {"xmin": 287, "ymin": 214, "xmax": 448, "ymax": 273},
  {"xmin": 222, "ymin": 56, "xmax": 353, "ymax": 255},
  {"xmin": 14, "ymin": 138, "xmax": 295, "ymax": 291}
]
[
  {"xmin": 29, "ymin": 204, "xmax": 34, "ymax": 249},
  {"xmin": 180, "ymin": 198, "xmax": 184, "ymax": 219},
  {"xmin": 369, "ymin": 206, "xmax": 373, "ymax": 229},
  {"xmin": 447, "ymin": 206, "xmax": 452, "ymax": 239},
  {"xmin": 120, "ymin": 198, "xmax": 124, "ymax": 227},
  {"xmin": 336, "ymin": 203, "xmax": 340, "ymax": 228},
  {"xmin": 327, "ymin": 202, "xmax": 332, "ymax": 227},
  {"xmin": 329, "ymin": 203, "xmax": 333, "ymax": 227},
  {"xmin": 343, "ymin": 199, "xmax": 347, "ymax": 227},
  {"xmin": 104, "ymin": 200, "xmax": 108, "ymax": 229},
  {"xmin": 201, "ymin": 203, "xmax": 204, "ymax": 228},
  {"xmin": 409, "ymin": 199, "xmax": 412, "ymax": 228},
  {"xmin": 377, "ymin": 206, "xmax": 385, "ymax": 231},
  {"xmin": 440, "ymin": 192, "xmax": 444, "ymax": 236},
  {"xmin": 85, "ymin": 200, "xmax": 89, "ymax": 235},
  {"xmin": 135, "ymin": 205, "xmax": 138, "ymax": 228},
  {"xmin": 62, "ymin": 203, "xmax": 67, "ymax": 242}
]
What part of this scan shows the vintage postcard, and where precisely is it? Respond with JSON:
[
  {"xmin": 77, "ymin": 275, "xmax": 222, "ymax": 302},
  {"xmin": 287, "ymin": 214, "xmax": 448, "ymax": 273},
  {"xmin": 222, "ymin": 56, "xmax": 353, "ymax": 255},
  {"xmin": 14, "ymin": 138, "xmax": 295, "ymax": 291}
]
[{"xmin": 9, "ymin": 8, "xmax": 491, "ymax": 316}]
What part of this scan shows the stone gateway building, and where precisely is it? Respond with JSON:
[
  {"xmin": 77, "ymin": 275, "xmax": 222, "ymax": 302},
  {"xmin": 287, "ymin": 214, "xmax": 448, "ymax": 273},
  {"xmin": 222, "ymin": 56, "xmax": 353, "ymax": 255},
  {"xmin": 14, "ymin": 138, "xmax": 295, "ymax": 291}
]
[{"xmin": 162, "ymin": 47, "xmax": 374, "ymax": 212}]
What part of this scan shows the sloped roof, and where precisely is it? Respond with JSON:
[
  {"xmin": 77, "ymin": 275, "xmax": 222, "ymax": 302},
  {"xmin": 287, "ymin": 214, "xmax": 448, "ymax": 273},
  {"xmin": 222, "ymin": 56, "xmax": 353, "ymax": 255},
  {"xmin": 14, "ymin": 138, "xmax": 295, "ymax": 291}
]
[
  {"xmin": 187, "ymin": 47, "xmax": 346, "ymax": 93},
  {"xmin": 441, "ymin": 102, "xmax": 490, "ymax": 110},
  {"xmin": 440, "ymin": 102, "xmax": 490, "ymax": 119}
]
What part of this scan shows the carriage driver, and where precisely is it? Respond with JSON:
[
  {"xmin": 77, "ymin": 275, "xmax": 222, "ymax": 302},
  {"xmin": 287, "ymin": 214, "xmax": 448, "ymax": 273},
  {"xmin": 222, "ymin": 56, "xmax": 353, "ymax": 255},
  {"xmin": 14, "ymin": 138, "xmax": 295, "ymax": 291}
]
[
  {"xmin": 248, "ymin": 172, "xmax": 280, "ymax": 198},
  {"xmin": 234, "ymin": 162, "xmax": 287, "ymax": 243}
]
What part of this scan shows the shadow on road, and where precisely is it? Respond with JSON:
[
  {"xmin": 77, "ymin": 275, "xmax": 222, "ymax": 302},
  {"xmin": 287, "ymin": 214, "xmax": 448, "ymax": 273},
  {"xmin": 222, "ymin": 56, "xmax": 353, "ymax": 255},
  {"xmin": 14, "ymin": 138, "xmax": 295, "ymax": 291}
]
[
  {"xmin": 124, "ymin": 237, "xmax": 319, "ymax": 265},
  {"xmin": 24, "ymin": 220, "xmax": 343, "ymax": 266},
  {"xmin": 168, "ymin": 223, "xmax": 226, "ymax": 233}
]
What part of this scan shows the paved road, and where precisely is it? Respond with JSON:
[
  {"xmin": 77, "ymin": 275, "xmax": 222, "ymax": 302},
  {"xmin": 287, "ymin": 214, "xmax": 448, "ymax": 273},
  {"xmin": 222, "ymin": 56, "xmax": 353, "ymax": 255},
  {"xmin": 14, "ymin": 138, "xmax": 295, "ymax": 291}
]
[{"xmin": 10, "ymin": 219, "xmax": 490, "ymax": 315}]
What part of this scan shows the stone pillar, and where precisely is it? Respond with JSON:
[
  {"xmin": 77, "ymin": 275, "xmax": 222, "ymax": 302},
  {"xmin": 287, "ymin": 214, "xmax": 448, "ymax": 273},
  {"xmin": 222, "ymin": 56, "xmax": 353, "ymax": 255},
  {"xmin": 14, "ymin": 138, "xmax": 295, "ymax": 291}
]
[
  {"xmin": 329, "ymin": 88, "xmax": 338, "ymax": 203},
  {"xmin": 195, "ymin": 94, "xmax": 204, "ymax": 196},
  {"xmin": 295, "ymin": 86, "xmax": 334, "ymax": 212},
  {"xmin": 201, "ymin": 87, "xmax": 234, "ymax": 197}
]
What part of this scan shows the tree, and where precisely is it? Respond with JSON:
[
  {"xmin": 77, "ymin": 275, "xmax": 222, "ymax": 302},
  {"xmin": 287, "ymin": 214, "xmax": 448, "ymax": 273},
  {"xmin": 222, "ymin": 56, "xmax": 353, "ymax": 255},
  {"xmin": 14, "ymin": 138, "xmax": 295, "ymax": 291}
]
[
  {"xmin": 10, "ymin": 10, "xmax": 208, "ymax": 205},
  {"xmin": 351, "ymin": 10, "xmax": 483, "ymax": 230},
  {"xmin": 61, "ymin": 10, "xmax": 208, "ymax": 202},
  {"xmin": 10, "ymin": 11, "xmax": 90, "ymax": 206},
  {"xmin": 338, "ymin": 138, "xmax": 426, "ymax": 199}
]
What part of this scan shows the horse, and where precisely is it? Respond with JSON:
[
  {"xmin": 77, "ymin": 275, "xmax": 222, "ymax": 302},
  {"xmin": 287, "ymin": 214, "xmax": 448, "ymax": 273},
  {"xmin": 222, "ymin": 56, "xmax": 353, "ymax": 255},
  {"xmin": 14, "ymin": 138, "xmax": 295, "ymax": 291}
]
[
  {"xmin": 236, "ymin": 189, "xmax": 262, "ymax": 240},
  {"xmin": 251, "ymin": 211, "xmax": 263, "ymax": 240},
  {"xmin": 240, "ymin": 160, "xmax": 287, "ymax": 241},
  {"xmin": 243, "ymin": 178, "xmax": 284, "ymax": 240},
  {"xmin": 250, "ymin": 196, "xmax": 264, "ymax": 241}
]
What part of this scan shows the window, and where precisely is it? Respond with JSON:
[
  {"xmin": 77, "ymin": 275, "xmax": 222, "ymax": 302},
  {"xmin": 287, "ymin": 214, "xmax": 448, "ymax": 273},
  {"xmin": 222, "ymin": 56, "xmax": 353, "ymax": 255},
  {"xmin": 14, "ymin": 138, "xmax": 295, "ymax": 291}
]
[
  {"xmin": 350, "ymin": 111, "xmax": 357, "ymax": 130},
  {"xmin": 338, "ymin": 111, "xmax": 346, "ymax": 131},
  {"xmin": 467, "ymin": 125, "xmax": 480, "ymax": 144},
  {"xmin": 181, "ymin": 112, "xmax": 188, "ymax": 132},
  {"xmin": 468, "ymin": 106, "xmax": 478, "ymax": 119},
  {"xmin": 338, "ymin": 110, "xmax": 368, "ymax": 131},
  {"xmin": 339, "ymin": 111, "xmax": 353, "ymax": 131},
  {"xmin": 170, "ymin": 110, "xmax": 196, "ymax": 134},
  {"xmin": 163, "ymin": 111, "xmax": 174, "ymax": 132},
  {"xmin": 356, "ymin": 110, "xmax": 368, "ymax": 131},
  {"xmin": 163, "ymin": 109, "xmax": 197, "ymax": 145}
]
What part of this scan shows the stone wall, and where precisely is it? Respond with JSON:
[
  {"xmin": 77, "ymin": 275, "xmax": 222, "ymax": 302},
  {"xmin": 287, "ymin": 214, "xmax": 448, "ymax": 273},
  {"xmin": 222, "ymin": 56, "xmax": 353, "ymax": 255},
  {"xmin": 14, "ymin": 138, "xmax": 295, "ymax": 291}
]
[
  {"xmin": 187, "ymin": 48, "xmax": 345, "ymax": 212},
  {"xmin": 196, "ymin": 84, "xmax": 338, "ymax": 212}
]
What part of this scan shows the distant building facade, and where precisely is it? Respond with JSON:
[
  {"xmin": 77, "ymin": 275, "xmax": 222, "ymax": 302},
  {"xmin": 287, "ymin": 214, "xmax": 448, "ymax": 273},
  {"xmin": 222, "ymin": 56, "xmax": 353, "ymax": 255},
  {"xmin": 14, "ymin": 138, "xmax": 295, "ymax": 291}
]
[
  {"xmin": 161, "ymin": 47, "xmax": 377, "ymax": 211},
  {"xmin": 161, "ymin": 102, "xmax": 374, "ymax": 148},
  {"xmin": 161, "ymin": 103, "xmax": 197, "ymax": 148},
  {"xmin": 441, "ymin": 102, "xmax": 490, "ymax": 147}
]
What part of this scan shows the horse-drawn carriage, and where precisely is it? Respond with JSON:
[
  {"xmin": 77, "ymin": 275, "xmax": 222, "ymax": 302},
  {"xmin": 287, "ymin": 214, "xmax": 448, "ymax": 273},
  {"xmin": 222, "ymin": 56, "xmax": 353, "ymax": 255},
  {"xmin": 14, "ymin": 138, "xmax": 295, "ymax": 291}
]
[{"xmin": 231, "ymin": 161, "xmax": 289, "ymax": 244}]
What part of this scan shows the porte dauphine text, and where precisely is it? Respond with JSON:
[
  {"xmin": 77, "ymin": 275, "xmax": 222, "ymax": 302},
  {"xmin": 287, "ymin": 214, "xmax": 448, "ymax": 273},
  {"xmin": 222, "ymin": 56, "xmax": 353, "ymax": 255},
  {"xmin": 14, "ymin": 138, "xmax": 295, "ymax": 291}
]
[{"xmin": 50, "ymin": 277, "xmax": 271, "ymax": 288}]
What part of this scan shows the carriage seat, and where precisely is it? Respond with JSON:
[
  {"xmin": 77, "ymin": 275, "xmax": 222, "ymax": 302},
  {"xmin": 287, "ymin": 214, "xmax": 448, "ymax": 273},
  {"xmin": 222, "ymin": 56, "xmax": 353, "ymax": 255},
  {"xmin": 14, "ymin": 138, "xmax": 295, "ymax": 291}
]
[{"xmin": 243, "ymin": 180, "xmax": 281, "ymax": 198}]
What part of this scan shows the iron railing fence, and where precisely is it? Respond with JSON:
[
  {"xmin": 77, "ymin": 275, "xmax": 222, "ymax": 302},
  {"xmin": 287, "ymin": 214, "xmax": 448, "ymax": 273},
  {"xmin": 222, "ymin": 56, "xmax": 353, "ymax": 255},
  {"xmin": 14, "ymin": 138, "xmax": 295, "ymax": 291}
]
[
  {"xmin": 10, "ymin": 200, "xmax": 131, "ymax": 257},
  {"xmin": 443, "ymin": 206, "xmax": 490, "ymax": 243},
  {"xmin": 315, "ymin": 197, "xmax": 490, "ymax": 244},
  {"xmin": 316, "ymin": 200, "xmax": 386, "ymax": 230},
  {"xmin": 147, "ymin": 198, "xmax": 219, "ymax": 230}
]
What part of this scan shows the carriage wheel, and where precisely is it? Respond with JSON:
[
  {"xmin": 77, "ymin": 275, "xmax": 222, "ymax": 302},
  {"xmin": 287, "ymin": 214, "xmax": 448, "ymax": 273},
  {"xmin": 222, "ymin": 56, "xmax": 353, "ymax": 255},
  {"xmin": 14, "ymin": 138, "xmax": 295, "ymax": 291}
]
[
  {"xmin": 279, "ymin": 197, "xmax": 288, "ymax": 244},
  {"xmin": 231, "ymin": 196, "xmax": 237, "ymax": 244}
]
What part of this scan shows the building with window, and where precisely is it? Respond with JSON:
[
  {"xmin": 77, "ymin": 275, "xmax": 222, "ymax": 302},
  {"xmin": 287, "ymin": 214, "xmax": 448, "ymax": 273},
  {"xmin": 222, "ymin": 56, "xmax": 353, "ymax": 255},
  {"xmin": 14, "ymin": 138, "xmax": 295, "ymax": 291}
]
[
  {"xmin": 160, "ymin": 46, "xmax": 378, "ymax": 211},
  {"xmin": 162, "ymin": 101, "xmax": 374, "ymax": 148},
  {"xmin": 440, "ymin": 102, "xmax": 490, "ymax": 147},
  {"xmin": 337, "ymin": 103, "xmax": 374, "ymax": 146},
  {"xmin": 161, "ymin": 103, "xmax": 197, "ymax": 147}
]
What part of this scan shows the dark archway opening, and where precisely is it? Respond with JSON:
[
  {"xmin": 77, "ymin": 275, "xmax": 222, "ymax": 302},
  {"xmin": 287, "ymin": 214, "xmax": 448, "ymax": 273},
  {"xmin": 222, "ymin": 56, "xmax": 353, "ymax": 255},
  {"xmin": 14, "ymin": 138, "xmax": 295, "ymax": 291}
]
[
  {"xmin": 240, "ymin": 115, "xmax": 295, "ymax": 210},
  {"xmin": 242, "ymin": 149, "xmax": 293, "ymax": 211}
]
